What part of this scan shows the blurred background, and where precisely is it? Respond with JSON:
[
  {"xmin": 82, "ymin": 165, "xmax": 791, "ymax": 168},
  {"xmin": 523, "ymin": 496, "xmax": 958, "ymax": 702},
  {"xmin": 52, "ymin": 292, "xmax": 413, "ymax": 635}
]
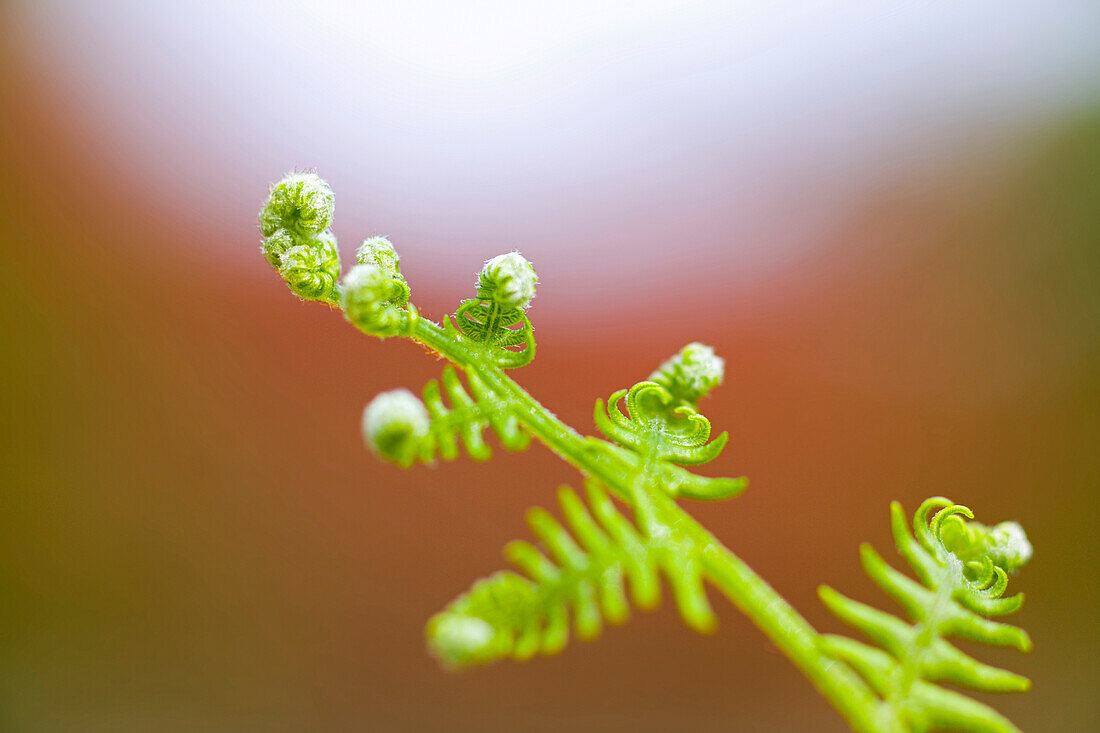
[{"xmin": 2, "ymin": 1, "xmax": 1098, "ymax": 730}]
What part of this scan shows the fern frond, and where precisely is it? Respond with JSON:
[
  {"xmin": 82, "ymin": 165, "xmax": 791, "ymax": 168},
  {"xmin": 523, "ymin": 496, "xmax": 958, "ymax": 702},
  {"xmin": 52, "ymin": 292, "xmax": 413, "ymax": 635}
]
[
  {"xmin": 362, "ymin": 365, "xmax": 529, "ymax": 466},
  {"xmin": 451, "ymin": 302, "xmax": 536, "ymax": 369},
  {"xmin": 425, "ymin": 480, "xmax": 716, "ymax": 668},
  {"xmin": 416, "ymin": 365, "xmax": 531, "ymax": 463},
  {"xmin": 818, "ymin": 498, "xmax": 1033, "ymax": 733}
]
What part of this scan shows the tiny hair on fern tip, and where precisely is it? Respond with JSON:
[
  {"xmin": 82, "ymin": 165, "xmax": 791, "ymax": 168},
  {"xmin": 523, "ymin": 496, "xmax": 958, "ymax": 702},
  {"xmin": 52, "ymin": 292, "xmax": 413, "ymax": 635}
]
[{"xmin": 258, "ymin": 171, "xmax": 1034, "ymax": 733}]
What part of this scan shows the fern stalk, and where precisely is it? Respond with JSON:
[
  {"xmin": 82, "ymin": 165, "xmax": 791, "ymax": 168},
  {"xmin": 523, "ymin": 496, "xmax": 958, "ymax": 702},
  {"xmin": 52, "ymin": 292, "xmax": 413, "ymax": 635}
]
[
  {"xmin": 479, "ymin": 361, "xmax": 886, "ymax": 730},
  {"xmin": 373, "ymin": 314, "xmax": 889, "ymax": 730}
]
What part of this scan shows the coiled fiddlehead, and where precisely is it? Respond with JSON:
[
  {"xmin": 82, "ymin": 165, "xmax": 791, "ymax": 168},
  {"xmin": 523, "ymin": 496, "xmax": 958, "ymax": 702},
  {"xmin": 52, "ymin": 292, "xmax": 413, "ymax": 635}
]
[
  {"xmin": 363, "ymin": 366, "xmax": 530, "ymax": 466},
  {"xmin": 260, "ymin": 173, "xmax": 342, "ymax": 304},
  {"xmin": 453, "ymin": 253, "xmax": 537, "ymax": 369},
  {"xmin": 818, "ymin": 498, "xmax": 1033, "ymax": 733},
  {"xmin": 426, "ymin": 480, "xmax": 716, "ymax": 668},
  {"xmin": 584, "ymin": 342, "xmax": 745, "ymax": 501},
  {"xmin": 341, "ymin": 236, "xmax": 417, "ymax": 337},
  {"xmin": 587, "ymin": 376, "xmax": 745, "ymax": 501},
  {"xmin": 594, "ymin": 381, "xmax": 729, "ymax": 465},
  {"xmin": 649, "ymin": 341, "xmax": 724, "ymax": 406}
]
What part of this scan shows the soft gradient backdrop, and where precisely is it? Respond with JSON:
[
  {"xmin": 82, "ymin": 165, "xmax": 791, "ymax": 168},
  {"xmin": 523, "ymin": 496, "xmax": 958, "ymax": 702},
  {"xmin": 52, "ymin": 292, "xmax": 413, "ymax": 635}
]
[{"xmin": 2, "ymin": 2, "xmax": 1098, "ymax": 731}]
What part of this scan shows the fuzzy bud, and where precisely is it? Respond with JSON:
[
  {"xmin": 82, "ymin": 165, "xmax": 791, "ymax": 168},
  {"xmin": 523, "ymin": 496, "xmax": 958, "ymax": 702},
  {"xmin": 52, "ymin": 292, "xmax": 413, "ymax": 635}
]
[
  {"xmin": 262, "ymin": 228, "xmax": 296, "ymax": 269},
  {"xmin": 427, "ymin": 613, "xmax": 496, "ymax": 668},
  {"xmin": 259, "ymin": 172, "xmax": 335, "ymax": 237},
  {"xmin": 362, "ymin": 388, "xmax": 430, "ymax": 466},
  {"xmin": 985, "ymin": 521, "xmax": 1033, "ymax": 574},
  {"xmin": 341, "ymin": 264, "xmax": 410, "ymax": 337},
  {"xmin": 356, "ymin": 236, "xmax": 402, "ymax": 275},
  {"xmin": 650, "ymin": 342, "xmax": 725, "ymax": 404},
  {"xmin": 278, "ymin": 232, "xmax": 341, "ymax": 301},
  {"xmin": 476, "ymin": 252, "xmax": 537, "ymax": 309},
  {"xmin": 943, "ymin": 516, "xmax": 1034, "ymax": 576}
]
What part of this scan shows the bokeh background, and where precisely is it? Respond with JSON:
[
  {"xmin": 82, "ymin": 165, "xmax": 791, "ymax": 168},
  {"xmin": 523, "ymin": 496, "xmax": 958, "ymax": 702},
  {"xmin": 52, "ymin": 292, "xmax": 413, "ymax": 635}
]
[{"xmin": 2, "ymin": 2, "xmax": 1098, "ymax": 731}]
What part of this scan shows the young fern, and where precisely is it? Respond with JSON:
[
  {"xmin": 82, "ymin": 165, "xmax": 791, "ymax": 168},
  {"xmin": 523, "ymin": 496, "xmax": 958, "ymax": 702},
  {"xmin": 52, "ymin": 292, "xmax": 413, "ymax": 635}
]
[
  {"xmin": 453, "ymin": 252, "xmax": 538, "ymax": 368},
  {"xmin": 818, "ymin": 499, "xmax": 1034, "ymax": 733},
  {"xmin": 258, "ymin": 172, "xmax": 1034, "ymax": 732}
]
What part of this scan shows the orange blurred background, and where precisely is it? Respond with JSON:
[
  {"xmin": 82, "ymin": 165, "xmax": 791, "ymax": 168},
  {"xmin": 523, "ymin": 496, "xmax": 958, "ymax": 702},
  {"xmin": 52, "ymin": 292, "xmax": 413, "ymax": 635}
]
[{"xmin": 2, "ymin": 3, "xmax": 1098, "ymax": 731}]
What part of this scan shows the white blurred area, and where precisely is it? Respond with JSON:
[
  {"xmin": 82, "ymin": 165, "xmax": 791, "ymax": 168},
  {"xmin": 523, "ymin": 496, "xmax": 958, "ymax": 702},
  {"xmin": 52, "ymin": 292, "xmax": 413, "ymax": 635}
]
[{"xmin": 11, "ymin": 1, "xmax": 1100, "ymax": 309}]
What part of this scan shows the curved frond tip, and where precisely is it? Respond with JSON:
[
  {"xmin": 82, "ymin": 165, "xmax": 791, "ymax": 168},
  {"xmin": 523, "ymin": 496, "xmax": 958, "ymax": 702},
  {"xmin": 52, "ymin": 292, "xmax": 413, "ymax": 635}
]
[{"xmin": 819, "ymin": 498, "xmax": 1033, "ymax": 733}]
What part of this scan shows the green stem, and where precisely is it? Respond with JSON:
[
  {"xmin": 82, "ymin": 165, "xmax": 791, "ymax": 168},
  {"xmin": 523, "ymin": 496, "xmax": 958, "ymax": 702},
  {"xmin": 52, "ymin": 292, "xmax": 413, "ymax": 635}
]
[
  {"xmin": 698, "ymin": 535, "xmax": 892, "ymax": 733},
  {"xmin": 407, "ymin": 316, "xmax": 885, "ymax": 732},
  {"xmin": 410, "ymin": 316, "xmax": 468, "ymax": 364},
  {"xmin": 889, "ymin": 567, "xmax": 952, "ymax": 714}
]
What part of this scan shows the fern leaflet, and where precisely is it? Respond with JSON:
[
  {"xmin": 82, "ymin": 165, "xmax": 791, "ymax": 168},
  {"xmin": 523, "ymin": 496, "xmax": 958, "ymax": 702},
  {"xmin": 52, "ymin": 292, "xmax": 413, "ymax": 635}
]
[
  {"xmin": 426, "ymin": 480, "xmax": 716, "ymax": 668},
  {"xmin": 417, "ymin": 365, "xmax": 531, "ymax": 463}
]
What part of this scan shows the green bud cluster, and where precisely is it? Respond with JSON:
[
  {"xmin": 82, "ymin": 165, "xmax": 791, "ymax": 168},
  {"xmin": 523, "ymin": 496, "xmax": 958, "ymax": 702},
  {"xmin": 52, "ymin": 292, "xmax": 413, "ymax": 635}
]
[{"xmin": 259, "ymin": 172, "xmax": 341, "ymax": 303}]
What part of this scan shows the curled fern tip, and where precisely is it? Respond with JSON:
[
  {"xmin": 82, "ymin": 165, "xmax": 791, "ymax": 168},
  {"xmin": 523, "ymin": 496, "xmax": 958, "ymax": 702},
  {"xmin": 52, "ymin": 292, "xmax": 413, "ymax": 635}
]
[
  {"xmin": 427, "ymin": 613, "xmax": 498, "ymax": 669},
  {"xmin": 259, "ymin": 172, "xmax": 335, "ymax": 237},
  {"xmin": 650, "ymin": 342, "xmax": 724, "ymax": 404},
  {"xmin": 259, "ymin": 172, "xmax": 341, "ymax": 303},
  {"xmin": 818, "ymin": 498, "xmax": 1034, "ymax": 733},
  {"xmin": 478, "ymin": 252, "xmax": 538, "ymax": 309},
  {"xmin": 341, "ymin": 263, "xmax": 412, "ymax": 337},
  {"xmin": 357, "ymin": 236, "xmax": 402, "ymax": 273},
  {"xmin": 279, "ymin": 234, "xmax": 340, "ymax": 301},
  {"xmin": 362, "ymin": 389, "xmax": 431, "ymax": 467}
]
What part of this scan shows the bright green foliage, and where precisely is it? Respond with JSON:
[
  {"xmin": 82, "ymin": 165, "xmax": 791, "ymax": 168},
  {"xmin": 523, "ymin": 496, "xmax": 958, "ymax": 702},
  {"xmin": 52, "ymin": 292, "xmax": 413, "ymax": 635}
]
[
  {"xmin": 418, "ymin": 366, "xmax": 530, "ymax": 461},
  {"xmin": 427, "ymin": 480, "xmax": 716, "ymax": 668},
  {"xmin": 363, "ymin": 366, "xmax": 531, "ymax": 465},
  {"xmin": 818, "ymin": 499, "xmax": 1033, "ymax": 732},
  {"xmin": 258, "ymin": 172, "xmax": 1034, "ymax": 733},
  {"xmin": 453, "ymin": 297, "xmax": 535, "ymax": 367},
  {"xmin": 588, "ymin": 380, "xmax": 744, "ymax": 500},
  {"xmin": 420, "ymin": 360, "xmax": 745, "ymax": 667}
]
